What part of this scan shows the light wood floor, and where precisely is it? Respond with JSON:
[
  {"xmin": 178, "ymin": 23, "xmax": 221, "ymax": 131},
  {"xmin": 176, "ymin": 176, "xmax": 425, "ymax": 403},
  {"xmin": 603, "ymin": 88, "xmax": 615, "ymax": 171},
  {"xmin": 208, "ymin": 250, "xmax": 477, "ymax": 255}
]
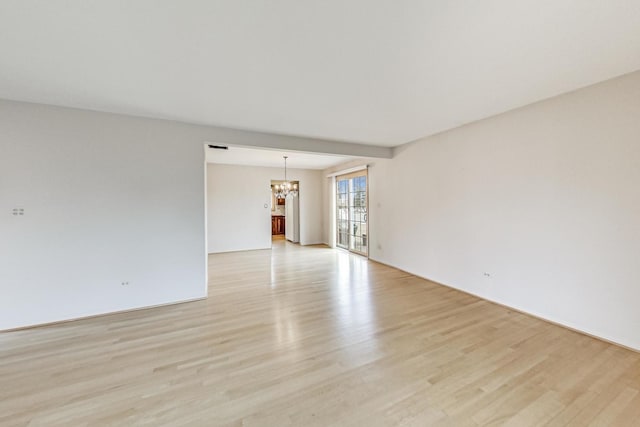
[{"xmin": 1, "ymin": 241, "xmax": 639, "ymax": 426}]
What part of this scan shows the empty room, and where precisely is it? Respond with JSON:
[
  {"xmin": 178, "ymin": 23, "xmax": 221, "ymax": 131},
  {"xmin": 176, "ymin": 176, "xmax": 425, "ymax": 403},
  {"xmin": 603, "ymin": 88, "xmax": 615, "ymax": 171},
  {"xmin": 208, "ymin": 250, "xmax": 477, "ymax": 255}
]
[{"xmin": 2, "ymin": 1, "xmax": 640, "ymax": 426}]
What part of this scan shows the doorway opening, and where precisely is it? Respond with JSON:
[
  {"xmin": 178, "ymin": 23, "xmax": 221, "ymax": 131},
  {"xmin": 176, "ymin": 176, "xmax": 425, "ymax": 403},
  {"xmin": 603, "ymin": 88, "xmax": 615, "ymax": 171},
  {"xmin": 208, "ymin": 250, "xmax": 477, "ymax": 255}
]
[
  {"xmin": 270, "ymin": 180, "xmax": 300, "ymax": 244},
  {"xmin": 336, "ymin": 170, "xmax": 368, "ymax": 256}
]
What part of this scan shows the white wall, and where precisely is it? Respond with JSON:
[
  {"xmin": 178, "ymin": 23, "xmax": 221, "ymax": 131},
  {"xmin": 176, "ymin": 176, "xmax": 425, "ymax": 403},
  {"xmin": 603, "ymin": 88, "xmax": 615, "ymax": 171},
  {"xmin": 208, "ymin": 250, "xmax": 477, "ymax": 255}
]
[
  {"xmin": 0, "ymin": 98, "xmax": 362, "ymax": 330},
  {"xmin": 0, "ymin": 100, "xmax": 210, "ymax": 329},
  {"xmin": 364, "ymin": 71, "xmax": 640, "ymax": 350},
  {"xmin": 321, "ymin": 175, "xmax": 335, "ymax": 247},
  {"xmin": 207, "ymin": 163, "xmax": 323, "ymax": 253}
]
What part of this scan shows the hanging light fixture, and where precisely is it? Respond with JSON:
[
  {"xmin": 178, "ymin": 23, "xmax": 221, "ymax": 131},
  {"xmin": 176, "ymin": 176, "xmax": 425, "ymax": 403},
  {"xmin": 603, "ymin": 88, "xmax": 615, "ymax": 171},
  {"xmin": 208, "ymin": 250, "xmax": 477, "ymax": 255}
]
[{"xmin": 274, "ymin": 156, "xmax": 298, "ymax": 199}]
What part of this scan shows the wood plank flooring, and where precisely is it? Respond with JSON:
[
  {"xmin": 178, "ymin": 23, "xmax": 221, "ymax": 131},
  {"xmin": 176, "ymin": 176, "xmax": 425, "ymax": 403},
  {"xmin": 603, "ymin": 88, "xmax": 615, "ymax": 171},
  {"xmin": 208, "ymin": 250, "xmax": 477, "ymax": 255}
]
[{"xmin": 1, "ymin": 241, "xmax": 639, "ymax": 426}]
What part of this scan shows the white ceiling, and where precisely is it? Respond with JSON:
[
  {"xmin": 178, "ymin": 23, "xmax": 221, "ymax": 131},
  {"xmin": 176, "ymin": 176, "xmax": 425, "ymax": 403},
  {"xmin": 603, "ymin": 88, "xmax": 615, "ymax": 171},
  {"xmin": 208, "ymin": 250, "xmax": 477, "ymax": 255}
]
[
  {"xmin": 1, "ymin": 1, "xmax": 639, "ymax": 147},
  {"xmin": 206, "ymin": 145, "xmax": 354, "ymax": 170}
]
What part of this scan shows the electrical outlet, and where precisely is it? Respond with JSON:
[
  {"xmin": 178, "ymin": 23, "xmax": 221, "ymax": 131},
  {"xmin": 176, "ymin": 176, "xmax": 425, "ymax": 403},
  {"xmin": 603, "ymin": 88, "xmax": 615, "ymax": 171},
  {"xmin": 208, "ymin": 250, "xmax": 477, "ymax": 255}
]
[
  {"xmin": 121, "ymin": 281, "xmax": 130, "ymax": 286},
  {"xmin": 483, "ymin": 272, "xmax": 491, "ymax": 278}
]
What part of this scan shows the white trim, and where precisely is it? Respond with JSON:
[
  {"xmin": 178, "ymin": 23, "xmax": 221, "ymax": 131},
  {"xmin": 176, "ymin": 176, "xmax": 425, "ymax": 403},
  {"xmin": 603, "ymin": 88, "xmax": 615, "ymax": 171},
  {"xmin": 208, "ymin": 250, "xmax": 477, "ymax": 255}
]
[
  {"xmin": 203, "ymin": 146, "xmax": 209, "ymax": 297},
  {"xmin": 325, "ymin": 164, "xmax": 368, "ymax": 178},
  {"xmin": 329, "ymin": 176, "xmax": 336, "ymax": 248}
]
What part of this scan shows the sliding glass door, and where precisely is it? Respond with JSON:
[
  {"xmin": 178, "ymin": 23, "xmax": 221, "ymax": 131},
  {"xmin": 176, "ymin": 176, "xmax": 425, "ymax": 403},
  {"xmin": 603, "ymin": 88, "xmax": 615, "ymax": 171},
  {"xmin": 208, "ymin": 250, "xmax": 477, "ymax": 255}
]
[{"xmin": 336, "ymin": 170, "xmax": 368, "ymax": 256}]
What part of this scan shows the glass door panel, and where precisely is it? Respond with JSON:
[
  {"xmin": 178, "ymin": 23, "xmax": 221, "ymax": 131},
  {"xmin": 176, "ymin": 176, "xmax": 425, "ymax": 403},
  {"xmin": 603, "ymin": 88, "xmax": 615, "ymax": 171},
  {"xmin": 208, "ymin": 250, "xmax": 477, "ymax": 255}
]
[
  {"xmin": 336, "ymin": 171, "xmax": 368, "ymax": 256},
  {"xmin": 336, "ymin": 178, "xmax": 349, "ymax": 249}
]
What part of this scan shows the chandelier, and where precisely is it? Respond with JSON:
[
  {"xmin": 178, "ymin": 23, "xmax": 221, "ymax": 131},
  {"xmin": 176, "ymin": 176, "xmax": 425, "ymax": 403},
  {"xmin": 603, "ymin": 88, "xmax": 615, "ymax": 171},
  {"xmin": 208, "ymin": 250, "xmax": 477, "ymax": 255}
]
[{"xmin": 274, "ymin": 156, "xmax": 298, "ymax": 199}]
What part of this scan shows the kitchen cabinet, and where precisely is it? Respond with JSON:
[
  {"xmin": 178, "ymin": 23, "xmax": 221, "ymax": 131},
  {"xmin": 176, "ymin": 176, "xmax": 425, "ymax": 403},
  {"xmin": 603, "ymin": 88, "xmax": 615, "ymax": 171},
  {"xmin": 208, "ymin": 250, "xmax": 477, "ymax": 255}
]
[{"xmin": 271, "ymin": 215, "xmax": 285, "ymax": 235}]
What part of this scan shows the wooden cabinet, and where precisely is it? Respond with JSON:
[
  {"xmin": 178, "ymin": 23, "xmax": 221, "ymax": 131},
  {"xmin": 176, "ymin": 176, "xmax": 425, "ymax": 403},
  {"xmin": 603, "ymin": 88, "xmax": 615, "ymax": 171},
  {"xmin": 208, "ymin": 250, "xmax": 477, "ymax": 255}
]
[{"xmin": 271, "ymin": 216, "xmax": 285, "ymax": 235}]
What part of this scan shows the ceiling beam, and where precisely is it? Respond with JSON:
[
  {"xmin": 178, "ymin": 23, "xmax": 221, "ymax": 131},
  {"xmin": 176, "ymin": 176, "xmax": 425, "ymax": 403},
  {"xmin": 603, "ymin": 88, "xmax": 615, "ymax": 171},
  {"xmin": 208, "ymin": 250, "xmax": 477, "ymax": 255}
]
[{"xmin": 202, "ymin": 127, "xmax": 392, "ymax": 159}]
